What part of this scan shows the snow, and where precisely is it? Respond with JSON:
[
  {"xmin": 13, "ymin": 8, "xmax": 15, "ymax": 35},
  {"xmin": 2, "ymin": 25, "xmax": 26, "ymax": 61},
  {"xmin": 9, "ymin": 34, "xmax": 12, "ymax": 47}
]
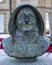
[
  {"xmin": 0, "ymin": 49, "xmax": 52, "ymax": 65},
  {"xmin": 0, "ymin": 34, "xmax": 10, "ymax": 38}
]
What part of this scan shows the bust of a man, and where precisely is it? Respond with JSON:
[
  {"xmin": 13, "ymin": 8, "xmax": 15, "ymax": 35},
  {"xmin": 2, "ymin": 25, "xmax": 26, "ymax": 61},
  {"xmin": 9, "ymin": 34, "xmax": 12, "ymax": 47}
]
[{"xmin": 2, "ymin": 4, "xmax": 49, "ymax": 60}]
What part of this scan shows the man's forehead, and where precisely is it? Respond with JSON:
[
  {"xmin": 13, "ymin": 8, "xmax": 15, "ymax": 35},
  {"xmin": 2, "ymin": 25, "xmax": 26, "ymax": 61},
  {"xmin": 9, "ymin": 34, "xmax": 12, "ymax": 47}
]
[{"xmin": 17, "ymin": 7, "xmax": 35, "ymax": 16}]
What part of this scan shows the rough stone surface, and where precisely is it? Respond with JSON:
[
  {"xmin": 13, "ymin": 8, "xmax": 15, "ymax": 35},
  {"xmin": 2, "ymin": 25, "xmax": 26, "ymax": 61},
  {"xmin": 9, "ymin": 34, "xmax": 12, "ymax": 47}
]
[
  {"xmin": 2, "ymin": 34, "xmax": 49, "ymax": 59},
  {"xmin": 2, "ymin": 4, "xmax": 49, "ymax": 60}
]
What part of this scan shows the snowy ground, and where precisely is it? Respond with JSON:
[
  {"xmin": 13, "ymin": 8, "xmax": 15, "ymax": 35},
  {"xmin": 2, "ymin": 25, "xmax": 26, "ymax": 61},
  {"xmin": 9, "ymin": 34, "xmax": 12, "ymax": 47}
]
[
  {"xmin": 0, "ymin": 49, "xmax": 52, "ymax": 65},
  {"xmin": 0, "ymin": 34, "xmax": 10, "ymax": 38}
]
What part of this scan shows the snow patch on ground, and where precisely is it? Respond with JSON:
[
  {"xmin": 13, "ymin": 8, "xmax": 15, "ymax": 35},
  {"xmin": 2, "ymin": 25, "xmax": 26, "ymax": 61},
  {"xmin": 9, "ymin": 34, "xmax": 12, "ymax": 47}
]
[{"xmin": 0, "ymin": 49, "xmax": 52, "ymax": 65}]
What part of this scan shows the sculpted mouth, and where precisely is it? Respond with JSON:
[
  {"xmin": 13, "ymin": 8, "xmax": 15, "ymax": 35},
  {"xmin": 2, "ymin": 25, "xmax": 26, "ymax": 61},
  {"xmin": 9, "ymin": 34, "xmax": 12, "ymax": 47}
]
[{"xmin": 22, "ymin": 24, "xmax": 35, "ymax": 31}]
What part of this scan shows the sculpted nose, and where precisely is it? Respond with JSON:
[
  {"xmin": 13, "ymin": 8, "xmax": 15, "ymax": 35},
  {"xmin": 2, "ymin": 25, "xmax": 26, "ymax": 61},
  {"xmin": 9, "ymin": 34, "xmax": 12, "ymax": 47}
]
[{"xmin": 24, "ymin": 15, "xmax": 30, "ymax": 24}]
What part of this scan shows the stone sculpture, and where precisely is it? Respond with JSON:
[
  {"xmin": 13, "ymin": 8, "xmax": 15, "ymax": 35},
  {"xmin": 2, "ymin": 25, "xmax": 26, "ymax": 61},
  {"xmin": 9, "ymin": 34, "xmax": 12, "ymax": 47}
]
[{"xmin": 2, "ymin": 4, "xmax": 49, "ymax": 60}]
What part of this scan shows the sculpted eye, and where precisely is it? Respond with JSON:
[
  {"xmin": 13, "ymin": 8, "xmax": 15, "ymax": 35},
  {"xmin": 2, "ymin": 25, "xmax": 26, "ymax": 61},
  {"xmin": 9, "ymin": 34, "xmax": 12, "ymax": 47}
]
[
  {"xmin": 17, "ymin": 7, "xmax": 36, "ymax": 25},
  {"xmin": 17, "ymin": 13, "xmax": 25, "ymax": 24},
  {"xmin": 30, "ymin": 16, "xmax": 36, "ymax": 24}
]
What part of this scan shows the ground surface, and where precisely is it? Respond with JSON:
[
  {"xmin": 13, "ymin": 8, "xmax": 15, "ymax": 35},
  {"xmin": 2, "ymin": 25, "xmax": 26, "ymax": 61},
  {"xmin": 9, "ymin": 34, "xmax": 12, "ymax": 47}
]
[{"xmin": 0, "ymin": 49, "xmax": 52, "ymax": 65}]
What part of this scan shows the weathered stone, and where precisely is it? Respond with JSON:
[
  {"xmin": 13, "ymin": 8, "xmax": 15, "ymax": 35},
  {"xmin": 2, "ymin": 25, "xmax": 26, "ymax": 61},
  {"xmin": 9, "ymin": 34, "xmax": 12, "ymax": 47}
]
[
  {"xmin": 2, "ymin": 4, "xmax": 49, "ymax": 61},
  {"xmin": 3, "ymin": 35, "xmax": 49, "ymax": 58}
]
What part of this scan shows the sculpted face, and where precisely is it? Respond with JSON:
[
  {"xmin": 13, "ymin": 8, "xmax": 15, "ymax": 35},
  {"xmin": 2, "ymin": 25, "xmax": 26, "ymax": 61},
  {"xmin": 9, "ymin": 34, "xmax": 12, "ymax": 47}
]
[{"xmin": 16, "ymin": 7, "xmax": 36, "ymax": 32}]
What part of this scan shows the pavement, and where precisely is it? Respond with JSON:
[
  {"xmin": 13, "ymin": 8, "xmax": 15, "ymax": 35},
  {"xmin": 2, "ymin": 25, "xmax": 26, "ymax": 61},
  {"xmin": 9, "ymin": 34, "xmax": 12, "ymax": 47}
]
[{"xmin": 0, "ymin": 49, "xmax": 52, "ymax": 65}]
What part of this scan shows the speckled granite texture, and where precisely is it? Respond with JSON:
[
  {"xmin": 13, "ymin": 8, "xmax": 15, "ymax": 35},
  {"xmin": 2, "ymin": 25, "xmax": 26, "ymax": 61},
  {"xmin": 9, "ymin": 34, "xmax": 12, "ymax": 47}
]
[{"xmin": 2, "ymin": 4, "xmax": 49, "ymax": 59}]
